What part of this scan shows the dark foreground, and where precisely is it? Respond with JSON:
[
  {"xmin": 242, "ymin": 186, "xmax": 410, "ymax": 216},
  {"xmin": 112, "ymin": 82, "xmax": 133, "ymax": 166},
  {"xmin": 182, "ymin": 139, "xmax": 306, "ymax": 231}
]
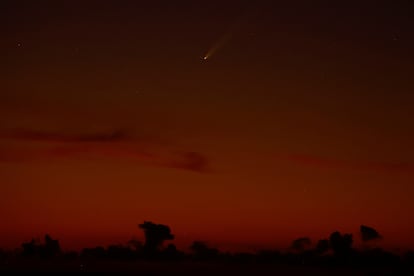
[{"xmin": 1, "ymin": 260, "xmax": 412, "ymax": 275}]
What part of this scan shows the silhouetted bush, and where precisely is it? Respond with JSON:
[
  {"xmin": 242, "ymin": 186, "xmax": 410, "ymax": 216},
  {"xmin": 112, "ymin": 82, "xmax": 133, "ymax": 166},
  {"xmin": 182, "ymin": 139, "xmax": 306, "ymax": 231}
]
[
  {"xmin": 356, "ymin": 248, "xmax": 400, "ymax": 267},
  {"xmin": 190, "ymin": 241, "xmax": 219, "ymax": 261},
  {"xmin": 315, "ymin": 239, "xmax": 330, "ymax": 254},
  {"xmin": 62, "ymin": 251, "xmax": 78, "ymax": 260},
  {"xmin": 107, "ymin": 244, "xmax": 135, "ymax": 260},
  {"xmin": 0, "ymin": 248, "xmax": 6, "ymax": 260},
  {"xmin": 21, "ymin": 239, "xmax": 37, "ymax": 257},
  {"xmin": 256, "ymin": 250, "xmax": 281, "ymax": 264},
  {"xmin": 290, "ymin": 237, "xmax": 311, "ymax": 252},
  {"xmin": 231, "ymin": 252, "xmax": 256, "ymax": 264},
  {"xmin": 403, "ymin": 251, "xmax": 414, "ymax": 266},
  {"xmin": 21, "ymin": 234, "xmax": 61, "ymax": 258},
  {"xmin": 81, "ymin": 246, "xmax": 106, "ymax": 259},
  {"xmin": 127, "ymin": 239, "xmax": 143, "ymax": 252},
  {"xmin": 8, "ymin": 221, "xmax": 414, "ymax": 275},
  {"xmin": 161, "ymin": 243, "xmax": 184, "ymax": 260}
]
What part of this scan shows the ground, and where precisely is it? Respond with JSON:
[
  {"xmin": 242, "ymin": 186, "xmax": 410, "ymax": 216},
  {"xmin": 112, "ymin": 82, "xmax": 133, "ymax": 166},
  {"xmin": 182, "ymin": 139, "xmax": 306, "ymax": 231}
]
[{"xmin": 1, "ymin": 260, "xmax": 406, "ymax": 275}]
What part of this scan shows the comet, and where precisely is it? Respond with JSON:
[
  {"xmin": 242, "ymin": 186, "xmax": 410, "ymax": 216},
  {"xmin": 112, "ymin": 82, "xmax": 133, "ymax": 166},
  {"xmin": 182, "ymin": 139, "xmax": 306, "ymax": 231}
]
[
  {"xmin": 201, "ymin": 4, "xmax": 260, "ymax": 61},
  {"xmin": 202, "ymin": 32, "xmax": 232, "ymax": 61},
  {"xmin": 203, "ymin": 5, "xmax": 261, "ymax": 61}
]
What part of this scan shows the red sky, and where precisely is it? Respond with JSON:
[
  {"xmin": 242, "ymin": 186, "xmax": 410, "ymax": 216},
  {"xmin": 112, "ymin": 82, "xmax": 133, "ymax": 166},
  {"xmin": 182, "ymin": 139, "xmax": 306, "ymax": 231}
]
[{"xmin": 1, "ymin": 1, "xmax": 414, "ymax": 252}]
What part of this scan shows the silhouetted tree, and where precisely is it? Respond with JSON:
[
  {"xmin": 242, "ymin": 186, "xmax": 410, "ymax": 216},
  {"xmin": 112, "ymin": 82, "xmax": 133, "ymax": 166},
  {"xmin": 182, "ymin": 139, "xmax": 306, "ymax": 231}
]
[
  {"xmin": 360, "ymin": 225, "xmax": 381, "ymax": 242},
  {"xmin": 329, "ymin": 231, "xmax": 353, "ymax": 256},
  {"xmin": 291, "ymin": 237, "xmax": 311, "ymax": 252},
  {"xmin": 138, "ymin": 221, "xmax": 174, "ymax": 255},
  {"xmin": 42, "ymin": 234, "xmax": 61, "ymax": 257},
  {"xmin": 315, "ymin": 239, "xmax": 330, "ymax": 254}
]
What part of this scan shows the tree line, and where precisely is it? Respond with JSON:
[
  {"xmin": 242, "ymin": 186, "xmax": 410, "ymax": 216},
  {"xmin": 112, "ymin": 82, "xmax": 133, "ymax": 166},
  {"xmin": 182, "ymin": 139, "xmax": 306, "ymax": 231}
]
[{"xmin": 1, "ymin": 221, "xmax": 414, "ymax": 269}]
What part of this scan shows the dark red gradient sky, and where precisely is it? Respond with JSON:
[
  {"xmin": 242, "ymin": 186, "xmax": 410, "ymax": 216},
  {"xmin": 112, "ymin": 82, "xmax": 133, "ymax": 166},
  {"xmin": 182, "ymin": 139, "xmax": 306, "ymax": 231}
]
[{"xmin": 1, "ymin": 1, "xmax": 414, "ymax": 251}]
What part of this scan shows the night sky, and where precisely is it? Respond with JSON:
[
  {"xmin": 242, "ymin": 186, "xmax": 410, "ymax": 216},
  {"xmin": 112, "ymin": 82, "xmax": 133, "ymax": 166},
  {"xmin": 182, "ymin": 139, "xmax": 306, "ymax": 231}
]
[{"xmin": 1, "ymin": 1, "xmax": 414, "ymax": 252}]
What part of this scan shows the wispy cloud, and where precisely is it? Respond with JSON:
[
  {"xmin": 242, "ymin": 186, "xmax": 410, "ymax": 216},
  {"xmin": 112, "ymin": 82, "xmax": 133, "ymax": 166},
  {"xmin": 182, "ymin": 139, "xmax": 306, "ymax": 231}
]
[
  {"xmin": 168, "ymin": 151, "xmax": 210, "ymax": 173},
  {"xmin": 0, "ymin": 129, "xmax": 210, "ymax": 173},
  {"xmin": 282, "ymin": 153, "xmax": 414, "ymax": 173},
  {"xmin": 3, "ymin": 129, "xmax": 130, "ymax": 143}
]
